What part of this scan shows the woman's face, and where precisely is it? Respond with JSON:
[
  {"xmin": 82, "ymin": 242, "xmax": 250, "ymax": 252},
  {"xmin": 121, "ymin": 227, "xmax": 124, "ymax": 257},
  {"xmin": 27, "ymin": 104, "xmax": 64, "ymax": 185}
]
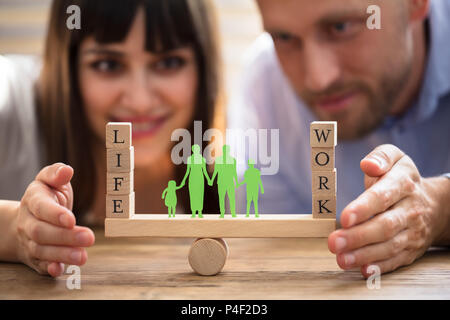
[{"xmin": 78, "ymin": 8, "xmax": 198, "ymax": 167}]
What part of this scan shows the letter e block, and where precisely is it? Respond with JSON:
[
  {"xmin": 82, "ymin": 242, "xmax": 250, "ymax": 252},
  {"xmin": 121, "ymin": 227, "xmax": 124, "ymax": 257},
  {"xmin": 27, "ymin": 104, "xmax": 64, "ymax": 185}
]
[
  {"xmin": 310, "ymin": 121, "xmax": 337, "ymax": 147},
  {"xmin": 106, "ymin": 192, "xmax": 135, "ymax": 218},
  {"xmin": 106, "ymin": 122, "xmax": 132, "ymax": 149}
]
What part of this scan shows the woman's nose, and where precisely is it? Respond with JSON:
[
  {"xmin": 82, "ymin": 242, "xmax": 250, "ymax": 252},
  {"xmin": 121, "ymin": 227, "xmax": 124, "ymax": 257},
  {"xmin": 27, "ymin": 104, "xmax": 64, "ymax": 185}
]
[{"xmin": 121, "ymin": 71, "xmax": 158, "ymax": 113}]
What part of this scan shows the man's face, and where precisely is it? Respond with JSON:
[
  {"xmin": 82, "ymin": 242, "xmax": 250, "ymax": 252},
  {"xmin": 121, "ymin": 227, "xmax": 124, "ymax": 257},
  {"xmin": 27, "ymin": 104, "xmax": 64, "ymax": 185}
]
[{"xmin": 257, "ymin": 0, "xmax": 415, "ymax": 140}]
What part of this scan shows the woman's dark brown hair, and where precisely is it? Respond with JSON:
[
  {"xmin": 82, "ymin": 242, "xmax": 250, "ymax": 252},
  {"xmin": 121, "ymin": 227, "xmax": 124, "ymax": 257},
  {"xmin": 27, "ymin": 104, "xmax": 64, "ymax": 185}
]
[{"xmin": 37, "ymin": 0, "xmax": 222, "ymax": 218}]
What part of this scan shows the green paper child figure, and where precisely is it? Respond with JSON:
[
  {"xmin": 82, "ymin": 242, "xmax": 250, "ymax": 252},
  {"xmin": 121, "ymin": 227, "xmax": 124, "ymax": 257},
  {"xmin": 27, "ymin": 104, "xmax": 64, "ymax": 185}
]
[
  {"xmin": 237, "ymin": 159, "xmax": 264, "ymax": 218},
  {"xmin": 209, "ymin": 145, "xmax": 238, "ymax": 218},
  {"xmin": 180, "ymin": 144, "xmax": 212, "ymax": 218},
  {"xmin": 161, "ymin": 180, "xmax": 183, "ymax": 218}
]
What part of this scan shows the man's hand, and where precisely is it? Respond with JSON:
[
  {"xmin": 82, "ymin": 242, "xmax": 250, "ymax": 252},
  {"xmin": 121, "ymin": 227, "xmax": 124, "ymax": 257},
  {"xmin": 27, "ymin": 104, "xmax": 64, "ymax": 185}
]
[{"xmin": 328, "ymin": 144, "xmax": 449, "ymax": 278}]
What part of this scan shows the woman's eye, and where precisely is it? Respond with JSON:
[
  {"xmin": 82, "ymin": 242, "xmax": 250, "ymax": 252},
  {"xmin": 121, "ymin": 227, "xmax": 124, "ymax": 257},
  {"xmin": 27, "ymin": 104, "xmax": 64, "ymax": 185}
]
[
  {"xmin": 90, "ymin": 59, "xmax": 122, "ymax": 73},
  {"xmin": 153, "ymin": 56, "xmax": 186, "ymax": 71}
]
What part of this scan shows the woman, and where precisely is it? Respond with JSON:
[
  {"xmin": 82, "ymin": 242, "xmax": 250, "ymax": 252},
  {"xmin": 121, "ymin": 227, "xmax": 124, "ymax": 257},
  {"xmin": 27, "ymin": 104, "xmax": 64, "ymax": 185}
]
[{"xmin": 0, "ymin": 0, "xmax": 221, "ymax": 277}]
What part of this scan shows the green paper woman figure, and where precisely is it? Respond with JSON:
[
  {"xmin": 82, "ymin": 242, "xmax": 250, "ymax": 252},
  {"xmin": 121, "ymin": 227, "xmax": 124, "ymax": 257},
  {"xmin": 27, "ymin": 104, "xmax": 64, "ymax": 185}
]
[
  {"xmin": 237, "ymin": 159, "xmax": 264, "ymax": 217},
  {"xmin": 180, "ymin": 144, "xmax": 211, "ymax": 218},
  {"xmin": 209, "ymin": 145, "xmax": 238, "ymax": 218},
  {"xmin": 161, "ymin": 180, "xmax": 183, "ymax": 218}
]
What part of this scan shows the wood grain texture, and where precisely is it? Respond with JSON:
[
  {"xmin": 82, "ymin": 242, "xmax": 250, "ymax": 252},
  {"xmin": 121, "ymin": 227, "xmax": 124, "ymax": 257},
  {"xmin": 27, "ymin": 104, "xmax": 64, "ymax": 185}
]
[
  {"xmin": 1, "ymin": 229, "xmax": 449, "ymax": 299},
  {"xmin": 106, "ymin": 192, "xmax": 135, "ymax": 218},
  {"xmin": 188, "ymin": 238, "xmax": 229, "ymax": 276},
  {"xmin": 312, "ymin": 195, "xmax": 336, "ymax": 219},
  {"xmin": 311, "ymin": 147, "xmax": 335, "ymax": 171},
  {"xmin": 310, "ymin": 121, "xmax": 337, "ymax": 147},
  {"xmin": 312, "ymin": 169, "xmax": 336, "ymax": 195},
  {"xmin": 107, "ymin": 171, "xmax": 134, "ymax": 195},
  {"xmin": 106, "ymin": 147, "xmax": 134, "ymax": 173},
  {"xmin": 105, "ymin": 214, "xmax": 336, "ymax": 238},
  {"xmin": 106, "ymin": 122, "xmax": 132, "ymax": 149}
]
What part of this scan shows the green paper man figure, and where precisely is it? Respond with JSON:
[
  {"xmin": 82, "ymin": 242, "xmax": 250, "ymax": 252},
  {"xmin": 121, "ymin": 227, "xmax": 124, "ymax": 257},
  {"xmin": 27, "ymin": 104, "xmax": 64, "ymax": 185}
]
[
  {"xmin": 209, "ymin": 145, "xmax": 238, "ymax": 218},
  {"xmin": 180, "ymin": 144, "xmax": 211, "ymax": 218},
  {"xmin": 161, "ymin": 180, "xmax": 183, "ymax": 218},
  {"xmin": 237, "ymin": 159, "xmax": 264, "ymax": 218}
]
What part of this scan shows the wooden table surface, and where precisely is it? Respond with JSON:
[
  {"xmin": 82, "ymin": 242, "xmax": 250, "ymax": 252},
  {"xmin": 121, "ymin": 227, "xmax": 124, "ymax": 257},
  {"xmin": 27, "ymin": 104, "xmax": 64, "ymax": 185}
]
[{"xmin": 1, "ymin": 228, "xmax": 449, "ymax": 299}]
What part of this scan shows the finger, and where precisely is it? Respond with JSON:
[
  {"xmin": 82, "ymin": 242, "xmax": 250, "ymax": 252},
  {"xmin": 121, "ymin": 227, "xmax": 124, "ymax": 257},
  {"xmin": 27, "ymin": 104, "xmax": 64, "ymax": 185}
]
[
  {"xmin": 360, "ymin": 250, "xmax": 416, "ymax": 278},
  {"xmin": 48, "ymin": 262, "xmax": 65, "ymax": 277},
  {"xmin": 27, "ymin": 191, "xmax": 76, "ymax": 228},
  {"xmin": 35, "ymin": 163, "xmax": 74, "ymax": 209},
  {"xmin": 360, "ymin": 144, "xmax": 404, "ymax": 177},
  {"xmin": 27, "ymin": 240, "xmax": 88, "ymax": 265},
  {"xmin": 35, "ymin": 163, "xmax": 74, "ymax": 190},
  {"xmin": 329, "ymin": 203, "xmax": 408, "ymax": 254},
  {"xmin": 364, "ymin": 175, "xmax": 380, "ymax": 190},
  {"xmin": 335, "ymin": 229, "xmax": 409, "ymax": 270},
  {"xmin": 26, "ymin": 220, "xmax": 95, "ymax": 247},
  {"xmin": 340, "ymin": 157, "xmax": 415, "ymax": 228}
]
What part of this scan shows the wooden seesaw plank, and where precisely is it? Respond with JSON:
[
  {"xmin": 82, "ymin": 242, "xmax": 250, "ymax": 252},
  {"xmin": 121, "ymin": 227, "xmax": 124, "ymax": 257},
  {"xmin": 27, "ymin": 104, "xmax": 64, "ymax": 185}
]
[{"xmin": 105, "ymin": 214, "xmax": 336, "ymax": 238}]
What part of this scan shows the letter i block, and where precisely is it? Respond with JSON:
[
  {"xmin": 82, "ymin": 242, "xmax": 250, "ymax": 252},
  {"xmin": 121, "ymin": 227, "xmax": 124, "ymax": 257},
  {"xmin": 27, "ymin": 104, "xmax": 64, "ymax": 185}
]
[
  {"xmin": 107, "ymin": 146, "xmax": 134, "ymax": 172},
  {"xmin": 106, "ymin": 122, "xmax": 132, "ymax": 149},
  {"xmin": 312, "ymin": 194, "xmax": 336, "ymax": 219},
  {"xmin": 310, "ymin": 121, "xmax": 337, "ymax": 147},
  {"xmin": 106, "ymin": 192, "xmax": 135, "ymax": 218}
]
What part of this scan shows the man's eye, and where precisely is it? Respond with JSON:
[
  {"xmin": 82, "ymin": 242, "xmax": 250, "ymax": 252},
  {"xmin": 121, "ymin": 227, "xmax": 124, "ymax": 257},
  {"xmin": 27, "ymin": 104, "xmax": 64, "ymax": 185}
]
[
  {"xmin": 153, "ymin": 56, "xmax": 186, "ymax": 71},
  {"xmin": 328, "ymin": 21, "xmax": 359, "ymax": 38},
  {"xmin": 272, "ymin": 32, "xmax": 294, "ymax": 42},
  {"xmin": 91, "ymin": 59, "xmax": 122, "ymax": 73}
]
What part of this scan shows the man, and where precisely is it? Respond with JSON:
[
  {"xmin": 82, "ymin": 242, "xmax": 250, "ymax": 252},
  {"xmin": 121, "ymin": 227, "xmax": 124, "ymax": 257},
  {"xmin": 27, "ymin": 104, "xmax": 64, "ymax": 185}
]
[
  {"xmin": 209, "ymin": 145, "xmax": 239, "ymax": 218},
  {"xmin": 228, "ymin": 0, "xmax": 450, "ymax": 277}
]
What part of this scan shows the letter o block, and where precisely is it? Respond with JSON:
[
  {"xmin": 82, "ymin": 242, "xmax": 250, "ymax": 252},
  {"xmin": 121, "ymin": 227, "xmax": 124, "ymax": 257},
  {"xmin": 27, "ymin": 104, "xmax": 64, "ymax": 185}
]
[{"xmin": 311, "ymin": 147, "xmax": 335, "ymax": 171}]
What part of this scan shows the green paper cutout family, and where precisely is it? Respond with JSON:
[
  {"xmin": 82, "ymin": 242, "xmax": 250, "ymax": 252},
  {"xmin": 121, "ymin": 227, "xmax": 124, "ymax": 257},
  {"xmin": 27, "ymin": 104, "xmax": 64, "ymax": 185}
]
[{"xmin": 161, "ymin": 144, "xmax": 264, "ymax": 218}]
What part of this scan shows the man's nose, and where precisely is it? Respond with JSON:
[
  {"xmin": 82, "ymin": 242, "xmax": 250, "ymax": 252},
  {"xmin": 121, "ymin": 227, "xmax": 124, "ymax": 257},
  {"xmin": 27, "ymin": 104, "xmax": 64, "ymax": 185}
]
[
  {"xmin": 122, "ymin": 71, "xmax": 158, "ymax": 113},
  {"xmin": 303, "ymin": 42, "xmax": 341, "ymax": 92}
]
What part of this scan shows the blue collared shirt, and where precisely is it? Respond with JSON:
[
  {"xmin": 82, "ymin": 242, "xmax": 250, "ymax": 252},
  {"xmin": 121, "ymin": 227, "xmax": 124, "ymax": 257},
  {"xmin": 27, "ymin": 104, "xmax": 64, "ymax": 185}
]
[{"xmin": 227, "ymin": 0, "xmax": 450, "ymax": 218}]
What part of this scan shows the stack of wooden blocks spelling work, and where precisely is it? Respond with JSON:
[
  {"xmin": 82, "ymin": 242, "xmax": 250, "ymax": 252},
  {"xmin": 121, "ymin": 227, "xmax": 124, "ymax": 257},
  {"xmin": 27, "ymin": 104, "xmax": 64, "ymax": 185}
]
[
  {"xmin": 106, "ymin": 122, "xmax": 135, "ymax": 219},
  {"xmin": 310, "ymin": 121, "xmax": 337, "ymax": 219}
]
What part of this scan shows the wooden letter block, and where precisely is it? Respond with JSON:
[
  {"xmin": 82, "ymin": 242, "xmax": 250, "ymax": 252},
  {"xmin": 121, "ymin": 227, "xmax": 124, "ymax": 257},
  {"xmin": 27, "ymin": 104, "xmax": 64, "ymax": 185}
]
[
  {"xmin": 106, "ymin": 122, "xmax": 132, "ymax": 149},
  {"xmin": 311, "ymin": 147, "xmax": 334, "ymax": 171},
  {"xmin": 312, "ymin": 194, "xmax": 336, "ymax": 219},
  {"xmin": 107, "ymin": 146, "xmax": 134, "ymax": 172},
  {"xmin": 310, "ymin": 121, "xmax": 337, "ymax": 147},
  {"xmin": 312, "ymin": 169, "xmax": 336, "ymax": 195},
  {"xmin": 106, "ymin": 192, "xmax": 135, "ymax": 218},
  {"xmin": 107, "ymin": 171, "xmax": 134, "ymax": 195}
]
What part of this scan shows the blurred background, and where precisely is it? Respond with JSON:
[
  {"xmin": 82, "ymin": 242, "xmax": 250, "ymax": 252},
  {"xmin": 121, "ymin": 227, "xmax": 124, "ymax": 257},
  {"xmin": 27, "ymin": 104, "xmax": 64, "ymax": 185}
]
[{"xmin": 0, "ymin": 0, "xmax": 263, "ymax": 93}]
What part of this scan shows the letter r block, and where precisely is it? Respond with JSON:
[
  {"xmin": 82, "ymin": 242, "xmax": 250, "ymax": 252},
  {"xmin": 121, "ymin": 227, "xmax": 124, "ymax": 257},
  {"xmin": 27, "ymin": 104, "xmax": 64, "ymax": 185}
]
[
  {"xmin": 310, "ymin": 121, "xmax": 337, "ymax": 147},
  {"xmin": 106, "ymin": 192, "xmax": 135, "ymax": 218},
  {"xmin": 106, "ymin": 122, "xmax": 132, "ymax": 149},
  {"xmin": 312, "ymin": 169, "xmax": 336, "ymax": 195}
]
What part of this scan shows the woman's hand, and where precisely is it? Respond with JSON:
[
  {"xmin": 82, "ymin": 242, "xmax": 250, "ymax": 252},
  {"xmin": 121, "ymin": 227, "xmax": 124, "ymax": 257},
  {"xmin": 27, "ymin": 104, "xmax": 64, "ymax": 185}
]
[{"xmin": 13, "ymin": 163, "xmax": 95, "ymax": 277}]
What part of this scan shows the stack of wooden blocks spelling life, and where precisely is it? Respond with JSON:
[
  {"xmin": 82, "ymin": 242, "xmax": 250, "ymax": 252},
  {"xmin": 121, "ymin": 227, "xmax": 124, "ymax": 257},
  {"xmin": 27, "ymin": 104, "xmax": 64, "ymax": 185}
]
[
  {"xmin": 310, "ymin": 121, "xmax": 337, "ymax": 219},
  {"xmin": 106, "ymin": 122, "xmax": 135, "ymax": 219}
]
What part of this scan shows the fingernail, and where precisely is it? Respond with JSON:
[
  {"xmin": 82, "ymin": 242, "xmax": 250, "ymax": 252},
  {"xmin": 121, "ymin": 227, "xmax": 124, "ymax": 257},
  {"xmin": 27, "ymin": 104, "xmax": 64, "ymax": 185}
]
[
  {"xmin": 344, "ymin": 253, "xmax": 355, "ymax": 266},
  {"xmin": 369, "ymin": 155, "xmax": 385, "ymax": 169},
  {"xmin": 347, "ymin": 213, "xmax": 356, "ymax": 227},
  {"xmin": 70, "ymin": 251, "xmax": 82, "ymax": 264},
  {"xmin": 335, "ymin": 237, "xmax": 347, "ymax": 251},
  {"xmin": 59, "ymin": 213, "xmax": 71, "ymax": 227},
  {"xmin": 55, "ymin": 165, "xmax": 64, "ymax": 177},
  {"xmin": 75, "ymin": 231, "xmax": 92, "ymax": 246}
]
